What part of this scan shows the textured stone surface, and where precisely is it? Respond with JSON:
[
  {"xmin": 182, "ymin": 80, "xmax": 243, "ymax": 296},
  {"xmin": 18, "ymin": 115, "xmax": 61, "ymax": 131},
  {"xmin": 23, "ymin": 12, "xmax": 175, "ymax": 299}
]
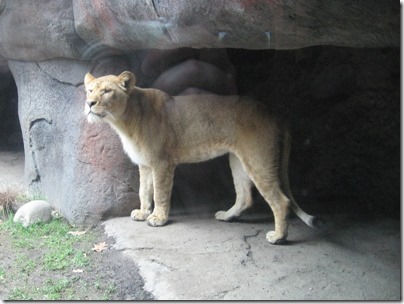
[
  {"xmin": 0, "ymin": 0, "xmax": 86, "ymax": 61},
  {"xmin": 8, "ymin": 59, "xmax": 139, "ymax": 224},
  {"xmin": 0, "ymin": 0, "xmax": 399, "ymax": 61},
  {"xmin": 73, "ymin": 0, "xmax": 163, "ymax": 51}
]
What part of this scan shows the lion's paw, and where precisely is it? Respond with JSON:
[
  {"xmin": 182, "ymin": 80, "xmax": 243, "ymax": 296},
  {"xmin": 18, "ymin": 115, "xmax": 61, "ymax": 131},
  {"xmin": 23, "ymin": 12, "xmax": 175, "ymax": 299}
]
[
  {"xmin": 130, "ymin": 209, "xmax": 150, "ymax": 221},
  {"xmin": 146, "ymin": 213, "xmax": 168, "ymax": 227},
  {"xmin": 266, "ymin": 231, "xmax": 287, "ymax": 245},
  {"xmin": 215, "ymin": 210, "xmax": 234, "ymax": 222}
]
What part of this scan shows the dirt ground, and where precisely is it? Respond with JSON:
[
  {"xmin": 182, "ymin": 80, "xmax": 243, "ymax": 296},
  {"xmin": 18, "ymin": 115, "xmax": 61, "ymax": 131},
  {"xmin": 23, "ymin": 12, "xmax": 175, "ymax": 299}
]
[
  {"xmin": 0, "ymin": 150, "xmax": 153, "ymax": 300},
  {"xmin": 0, "ymin": 218, "xmax": 153, "ymax": 300}
]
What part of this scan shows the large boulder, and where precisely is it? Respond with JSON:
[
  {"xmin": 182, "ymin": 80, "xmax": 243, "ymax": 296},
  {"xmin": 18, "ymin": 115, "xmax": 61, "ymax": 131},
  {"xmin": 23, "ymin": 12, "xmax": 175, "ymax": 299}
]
[{"xmin": 8, "ymin": 58, "xmax": 139, "ymax": 224}]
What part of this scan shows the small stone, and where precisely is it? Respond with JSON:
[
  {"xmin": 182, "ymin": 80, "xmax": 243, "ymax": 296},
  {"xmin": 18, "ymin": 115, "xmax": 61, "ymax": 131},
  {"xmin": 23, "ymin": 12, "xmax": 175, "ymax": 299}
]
[{"xmin": 13, "ymin": 200, "xmax": 53, "ymax": 227}]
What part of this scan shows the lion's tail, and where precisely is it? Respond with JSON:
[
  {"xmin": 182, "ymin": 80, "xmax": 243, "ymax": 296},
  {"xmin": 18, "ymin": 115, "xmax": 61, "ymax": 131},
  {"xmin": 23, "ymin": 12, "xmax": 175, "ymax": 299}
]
[{"xmin": 280, "ymin": 126, "xmax": 321, "ymax": 229}]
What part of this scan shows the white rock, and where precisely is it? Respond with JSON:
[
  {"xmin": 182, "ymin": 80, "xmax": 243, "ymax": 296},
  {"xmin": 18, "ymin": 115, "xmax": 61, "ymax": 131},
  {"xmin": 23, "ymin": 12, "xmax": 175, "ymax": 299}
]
[{"xmin": 13, "ymin": 200, "xmax": 53, "ymax": 227}]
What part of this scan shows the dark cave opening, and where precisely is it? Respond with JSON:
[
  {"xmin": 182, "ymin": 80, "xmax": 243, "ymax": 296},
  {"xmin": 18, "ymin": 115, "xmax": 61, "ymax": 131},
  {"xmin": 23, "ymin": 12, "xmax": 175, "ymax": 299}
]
[{"xmin": 0, "ymin": 67, "xmax": 22, "ymax": 151}]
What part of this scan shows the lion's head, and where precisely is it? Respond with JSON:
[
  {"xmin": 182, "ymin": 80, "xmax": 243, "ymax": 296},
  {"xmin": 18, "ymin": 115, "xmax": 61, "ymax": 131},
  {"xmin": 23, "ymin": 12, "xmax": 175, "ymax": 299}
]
[{"xmin": 84, "ymin": 71, "xmax": 136, "ymax": 124}]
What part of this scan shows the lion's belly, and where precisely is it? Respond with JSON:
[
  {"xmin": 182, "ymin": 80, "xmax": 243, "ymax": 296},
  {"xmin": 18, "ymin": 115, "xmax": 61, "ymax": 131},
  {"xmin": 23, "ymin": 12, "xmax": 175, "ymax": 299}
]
[{"xmin": 177, "ymin": 146, "xmax": 229, "ymax": 164}]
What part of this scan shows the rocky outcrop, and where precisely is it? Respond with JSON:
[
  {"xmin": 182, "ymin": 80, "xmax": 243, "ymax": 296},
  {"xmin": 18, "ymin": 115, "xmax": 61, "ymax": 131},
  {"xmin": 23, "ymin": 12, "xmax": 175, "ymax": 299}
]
[
  {"xmin": 0, "ymin": 0, "xmax": 85, "ymax": 61},
  {"xmin": 0, "ymin": 1, "xmax": 400, "ymax": 224},
  {"xmin": 8, "ymin": 58, "xmax": 140, "ymax": 224},
  {"xmin": 0, "ymin": 0, "xmax": 399, "ymax": 61}
]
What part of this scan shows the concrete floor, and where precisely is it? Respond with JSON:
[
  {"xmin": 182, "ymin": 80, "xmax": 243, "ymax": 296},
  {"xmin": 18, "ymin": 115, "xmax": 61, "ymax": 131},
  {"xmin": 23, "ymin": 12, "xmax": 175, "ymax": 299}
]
[{"xmin": 103, "ymin": 212, "xmax": 400, "ymax": 300}]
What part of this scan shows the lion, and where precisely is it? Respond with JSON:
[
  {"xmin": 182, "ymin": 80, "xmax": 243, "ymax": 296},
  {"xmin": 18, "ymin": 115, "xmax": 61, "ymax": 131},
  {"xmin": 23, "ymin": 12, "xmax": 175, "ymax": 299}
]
[{"xmin": 84, "ymin": 71, "xmax": 319, "ymax": 244}]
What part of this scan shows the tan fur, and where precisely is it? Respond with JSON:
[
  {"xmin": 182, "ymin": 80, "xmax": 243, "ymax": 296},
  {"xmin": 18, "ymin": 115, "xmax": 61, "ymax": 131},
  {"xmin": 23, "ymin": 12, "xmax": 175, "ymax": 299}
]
[{"xmin": 84, "ymin": 71, "xmax": 317, "ymax": 244}]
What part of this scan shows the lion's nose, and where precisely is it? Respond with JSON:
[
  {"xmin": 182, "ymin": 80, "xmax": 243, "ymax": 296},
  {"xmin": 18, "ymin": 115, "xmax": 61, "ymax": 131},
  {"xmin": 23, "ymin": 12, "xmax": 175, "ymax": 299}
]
[{"xmin": 87, "ymin": 100, "xmax": 97, "ymax": 108}]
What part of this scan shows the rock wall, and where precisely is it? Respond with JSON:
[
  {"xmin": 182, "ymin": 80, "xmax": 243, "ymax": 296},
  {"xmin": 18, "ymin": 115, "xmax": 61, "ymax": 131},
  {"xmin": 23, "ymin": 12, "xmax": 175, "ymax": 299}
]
[
  {"xmin": 8, "ymin": 58, "xmax": 139, "ymax": 223},
  {"xmin": 0, "ymin": 0, "xmax": 399, "ymax": 61}
]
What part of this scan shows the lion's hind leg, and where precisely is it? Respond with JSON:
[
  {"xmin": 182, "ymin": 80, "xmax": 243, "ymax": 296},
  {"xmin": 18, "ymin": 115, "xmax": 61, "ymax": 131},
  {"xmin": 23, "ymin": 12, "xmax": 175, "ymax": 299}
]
[
  {"xmin": 238, "ymin": 153, "xmax": 290, "ymax": 244},
  {"xmin": 215, "ymin": 153, "xmax": 253, "ymax": 221}
]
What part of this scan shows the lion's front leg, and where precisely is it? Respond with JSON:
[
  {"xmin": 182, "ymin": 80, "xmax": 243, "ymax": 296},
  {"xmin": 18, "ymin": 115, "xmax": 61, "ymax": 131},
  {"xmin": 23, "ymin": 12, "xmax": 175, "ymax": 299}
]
[
  {"xmin": 131, "ymin": 165, "xmax": 153, "ymax": 221},
  {"xmin": 146, "ymin": 164, "xmax": 175, "ymax": 227}
]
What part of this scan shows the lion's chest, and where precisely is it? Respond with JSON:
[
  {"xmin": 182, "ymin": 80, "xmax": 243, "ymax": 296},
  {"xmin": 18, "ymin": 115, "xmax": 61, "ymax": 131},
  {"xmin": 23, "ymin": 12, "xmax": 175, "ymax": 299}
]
[{"xmin": 118, "ymin": 133, "xmax": 147, "ymax": 166}]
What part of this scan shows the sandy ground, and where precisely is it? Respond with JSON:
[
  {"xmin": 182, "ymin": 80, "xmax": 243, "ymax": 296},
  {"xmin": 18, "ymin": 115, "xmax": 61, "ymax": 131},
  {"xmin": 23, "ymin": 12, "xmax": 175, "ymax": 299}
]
[{"xmin": 0, "ymin": 150, "xmax": 401, "ymax": 300}]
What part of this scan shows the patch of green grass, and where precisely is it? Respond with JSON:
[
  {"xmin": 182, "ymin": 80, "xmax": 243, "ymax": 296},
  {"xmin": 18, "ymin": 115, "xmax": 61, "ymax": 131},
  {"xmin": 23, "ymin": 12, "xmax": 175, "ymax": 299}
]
[
  {"xmin": 0, "ymin": 266, "xmax": 5, "ymax": 284},
  {"xmin": 43, "ymin": 247, "xmax": 75, "ymax": 270},
  {"xmin": 71, "ymin": 249, "xmax": 91, "ymax": 267},
  {"xmin": 41, "ymin": 278, "xmax": 72, "ymax": 300},
  {"xmin": 15, "ymin": 254, "xmax": 37, "ymax": 273},
  {"xmin": 103, "ymin": 283, "xmax": 117, "ymax": 300},
  {"xmin": 8, "ymin": 278, "xmax": 75, "ymax": 301},
  {"xmin": 0, "ymin": 213, "xmax": 98, "ymax": 300},
  {"xmin": 8, "ymin": 288, "xmax": 34, "ymax": 300},
  {"xmin": 93, "ymin": 280, "xmax": 117, "ymax": 300},
  {"xmin": 15, "ymin": 191, "xmax": 47, "ymax": 203}
]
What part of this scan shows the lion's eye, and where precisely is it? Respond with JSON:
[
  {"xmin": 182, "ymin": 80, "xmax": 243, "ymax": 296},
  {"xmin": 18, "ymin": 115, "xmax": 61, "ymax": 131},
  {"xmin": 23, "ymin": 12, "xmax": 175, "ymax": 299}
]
[
  {"xmin": 88, "ymin": 89, "xmax": 93, "ymax": 93},
  {"xmin": 104, "ymin": 89, "xmax": 111, "ymax": 94}
]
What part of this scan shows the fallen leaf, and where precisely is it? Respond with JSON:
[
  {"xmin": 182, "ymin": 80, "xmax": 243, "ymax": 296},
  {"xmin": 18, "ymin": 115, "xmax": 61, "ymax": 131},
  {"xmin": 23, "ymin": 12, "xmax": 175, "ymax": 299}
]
[
  {"xmin": 72, "ymin": 269, "xmax": 84, "ymax": 273},
  {"xmin": 92, "ymin": 242, "xmax": 108, "ymax": 252},
  {"xmin": 67, "ymin": 230, "xmax": 87, "ymax": 236}
]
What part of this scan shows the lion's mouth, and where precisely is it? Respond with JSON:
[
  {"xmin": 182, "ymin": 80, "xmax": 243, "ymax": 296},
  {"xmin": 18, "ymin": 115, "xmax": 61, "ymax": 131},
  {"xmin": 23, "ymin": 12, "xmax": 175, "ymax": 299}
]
[
  {"xmin": 86, "ymin": 110, "xmax": 107, "ymax": 124},
  {"xmin": 87, "ymin": 111, "xmax": 106, "ymax": 118},
  {"xmin": 91, "ymin": 112, "xmax": 106, "ymax": 118},
  {"xmin": 85, "ymin": 107, "xmax": 116, "ymax": 123}
]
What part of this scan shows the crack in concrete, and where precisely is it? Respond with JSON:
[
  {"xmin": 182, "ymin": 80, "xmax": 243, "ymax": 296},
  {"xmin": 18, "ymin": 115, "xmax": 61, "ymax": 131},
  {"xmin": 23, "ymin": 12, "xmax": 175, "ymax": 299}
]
[
  {"xmin": 213, "ymin": 286, "xmax": 241, "ymax": 299},
  {"xmin": 134, "ymin": 247, "xmax": 154, "ymax": 251},
  {"xmin": 116, "ymin": 247, "xmax": 154, "ymax": 252},
  {"xmin": 241, "ymin": 229, "xmax": 262, "ymax": 267},
  {"xmin": 150, "ymin": 258, "xmax": 176, "ymax": 272}
]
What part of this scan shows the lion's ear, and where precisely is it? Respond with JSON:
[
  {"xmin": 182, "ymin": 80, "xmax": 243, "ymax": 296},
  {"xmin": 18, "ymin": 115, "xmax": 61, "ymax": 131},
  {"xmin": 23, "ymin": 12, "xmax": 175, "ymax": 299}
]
[
  {"xmin": 84, "ymin": 73, "xmax": 95, "ymax": 87},
  {"xmin": 118, "ymin": 71, "xmax": 136, "ymax": 92}
]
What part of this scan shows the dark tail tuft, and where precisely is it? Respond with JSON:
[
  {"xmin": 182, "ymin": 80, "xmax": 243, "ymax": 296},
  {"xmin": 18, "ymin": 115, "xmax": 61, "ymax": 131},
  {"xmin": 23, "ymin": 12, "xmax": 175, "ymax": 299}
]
[{"xmin": 308, "ymin": 216, "xmax": 326, "ymax": 229}]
